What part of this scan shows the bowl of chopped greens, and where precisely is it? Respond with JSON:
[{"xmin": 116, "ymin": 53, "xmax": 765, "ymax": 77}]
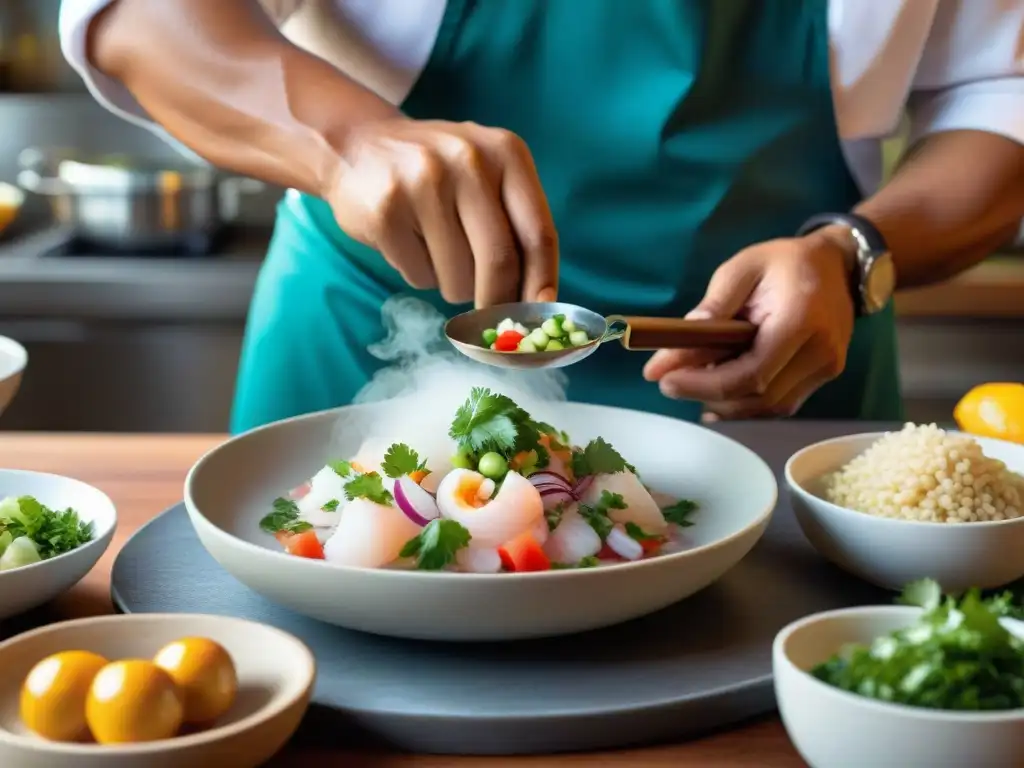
[
  {"xmin": 0, "ymin": 335, "xmax": 27, "ymax": 419},
  {"xmin": 773, "ymin": 579, "xmax": 1024, "ymax": 768},
  {"xmin": 0, "ymin": 470, "xmax": 117, "ymax": 620}
]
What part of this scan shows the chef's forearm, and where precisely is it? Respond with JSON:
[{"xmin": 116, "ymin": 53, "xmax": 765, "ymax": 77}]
[
  {"xmin": 88, "ymin": 0, "xmax": 401, "ymax": 196},
  {"xmin": 852, "ymin": 130, "xmax": 1024, "ymax": 289}
]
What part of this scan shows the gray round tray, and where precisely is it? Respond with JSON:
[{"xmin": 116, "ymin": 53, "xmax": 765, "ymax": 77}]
[{"xmin": 111, "ymin": 422, "xmax": 891, "ymax": 755}]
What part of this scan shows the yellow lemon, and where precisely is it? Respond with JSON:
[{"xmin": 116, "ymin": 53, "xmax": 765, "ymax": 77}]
[
  {"xmin": 153, "ymin": 637, "xmax": 238, "ymax": 724},
  {"xmin": 20, "ymin": 650, "xmax": 109, "ymax": 742},
  {"xmin": 85, "ymin": 659, "xmax": 183, "ymax": 744},
  {"xmin": 954, "ymin": 382, "xmax": 1024, "ymax": 444}
]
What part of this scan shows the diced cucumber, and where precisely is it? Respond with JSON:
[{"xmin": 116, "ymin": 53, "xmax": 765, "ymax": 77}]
[
  {"xmin": 0, "ymin": 496, "xmax": 19, "ymax": 523},
  {"xmin": 513, "ymin": 322, "xmax": 530, "ymax": 336},
  {"xmin": 489, "ymin": 343, "xmax": 497, "ymax": 350},
  {"xmin": 541, "ymin": 317, "xmax": 563, "ymax": 338},
  {"xmin": 0, "ymin": 536, "xmax": 41, "ymax": 571},
  {"xmin": 528, "ymin": 328, "xmax": 550, "ymax": 348},
  {"xmin": 481, "ymin": 328, "xmax": 498, "ymax": 346},
  {"xmin": 569, "ymin": 330, "xmax": 590, "ymax": 347},
  {"xmin": 561, "ymin": 318, "xmax": 577, "ymax": 333},
  {"xmin": 518, "ymin": 337, "xmax": 539, "ymax": 353},
  {"xmin": 546, "ymin": 340, "xmax": 565, "ymax": 351},
  {"xmin": 0, "ymin": 530, "xmax": 11, "ymax": 557},
  {"xmin": 496, "ymin": 318, "xmax": 515, "ymax": 334}
]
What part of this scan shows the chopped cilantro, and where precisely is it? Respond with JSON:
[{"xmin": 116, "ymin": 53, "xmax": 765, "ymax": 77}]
[
  {"xmin": 578, "ymin": 490, "xmax": 626, "ymax": 540},
  {"xmin": 343, "ymin": 472, "xmax": 393, "ymax": 505},
  {"xmin": 399, "ymin": 518, "xmax": 472, "ymax": 570},
  {"xmin": 812, "ymin": 579, "xmax": 1024, "ymax": 711},
  {"xmin": 545, "ymin": 502, "xmax": 566, "ymax": 532},
  {"xmin": 381, "ymin": 443, "xmax": 427, "ymax": 479},
  {"xmin": 662, "ymin": 498, "xmax": 699, "ymax": 527},
  {"xmin": 552, "ymin": 555, "xmax": 600, "ymax": 570},
  {"xmin": 625, "ymin": 522, "xmax": 662, "ymax": 542},
  {"xmin": 322, "ymin": 499, "xmax": 340, "ymax": 512},
  {"xmin": 0, "ymin": 496, "xmax": 95, "ymax": 559},
  {"xmin": 571, "ymin": 437, "xmax": 635, "ymax": 478},
  {"xmin": 329, "ymin": 460, "xmax": 353, "ymax": 478},
  {"xmin": 448, "ymin": 388, "xmax": 551, "ymax": 469},
  {"xmin": 259, "ymin": 497, "xmax": 312, "ymax": 535}
]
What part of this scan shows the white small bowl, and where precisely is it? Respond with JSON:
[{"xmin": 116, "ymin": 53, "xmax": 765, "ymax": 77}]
[
  {"xmin": 774, "ymin": 605, "xmax": 1024, "ymax": 768},
  {"xmin": 0, "ymin": 470, "xmax": 117, "ymax": 620},
  {"xmin": 785, "ymin": 432, "xmax": 1024, "ymax": 592},
  {"xmin": 0, "ymin": 613, "xmax": 315, "ymax": 768},
  {"xmin": 0, "ymin": 335, "xmax": 27, "ymax": 418}
]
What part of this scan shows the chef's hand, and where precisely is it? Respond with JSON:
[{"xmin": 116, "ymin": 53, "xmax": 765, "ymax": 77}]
[
  {"xmin": 643, "ymin": 233, "xmax": 856, "ymax": 418},
  {"xmin": 327, "ymin": 118, "xmax": 559, "ymax": 307}
]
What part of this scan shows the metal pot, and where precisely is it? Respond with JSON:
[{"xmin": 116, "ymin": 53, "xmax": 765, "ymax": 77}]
[{"xmin": 17, "ymin": 148, "xmax": 263, "ymax": 251}]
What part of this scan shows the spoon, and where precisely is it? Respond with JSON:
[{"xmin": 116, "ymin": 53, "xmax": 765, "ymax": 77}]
[{"xmin": 445, "ymin": 302, "xmax": 757, "ymax": 370}]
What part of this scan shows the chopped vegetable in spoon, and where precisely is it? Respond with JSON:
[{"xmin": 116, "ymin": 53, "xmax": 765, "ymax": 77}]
[
  {"xmin": 812, "ymin": 578, "xmax": 1024, "ymax": 711},
  {"xmin": 0, "ymin": 495, "xmax": 95, "ymax": 570},
  {"xmin": 481, "ymin": 315, "xmax": 592, "ymax": 352}
]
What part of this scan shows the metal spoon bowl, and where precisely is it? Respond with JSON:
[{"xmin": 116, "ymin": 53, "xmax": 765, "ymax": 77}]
[{"xmin": 445, "ymin": 302, "xmax": 757, "ymax": 371}]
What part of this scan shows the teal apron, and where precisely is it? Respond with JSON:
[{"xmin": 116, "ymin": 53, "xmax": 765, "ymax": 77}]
[{"xmin": 231, "ymin": 0, "xmax": 903, "ymax": 435}]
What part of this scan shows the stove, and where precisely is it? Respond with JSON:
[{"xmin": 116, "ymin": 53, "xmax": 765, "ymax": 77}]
[{"xmin": 35, "ymin": 225, "xmax": 269, "ymax": 260}]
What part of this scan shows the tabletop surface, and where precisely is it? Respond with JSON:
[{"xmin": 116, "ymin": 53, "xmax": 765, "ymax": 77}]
[{"xmin": 0, "ymin": 432, "xmax": 807, "ymax": 768}]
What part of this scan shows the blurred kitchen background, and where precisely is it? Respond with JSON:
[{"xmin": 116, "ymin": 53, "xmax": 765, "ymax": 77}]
[{"xmin": 0, "ymin": 0, "xmax": 1022, "ymax": 433}]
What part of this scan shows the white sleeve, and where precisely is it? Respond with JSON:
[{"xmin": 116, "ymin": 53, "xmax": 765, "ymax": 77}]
[{"xmin": 907, "ymin": 0, "xmax": 1024, "ymax": 148}]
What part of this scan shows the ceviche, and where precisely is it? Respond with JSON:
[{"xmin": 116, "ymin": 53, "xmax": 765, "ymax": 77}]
[{"xmin": 259, "ymin": 388, "xmax": 699, "ymax": 572}]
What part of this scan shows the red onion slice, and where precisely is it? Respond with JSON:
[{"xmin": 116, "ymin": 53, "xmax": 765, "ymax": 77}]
[
  {"xmin": 572, "ymin": 474, "xmax": 595, "ymax": 499},
  {"xmin": 529, "ymin": 471, "xmax": 573, "ymax": 491},
  {"xmin": 394, "ymin": 475, "xmax": 441, "ymax": 528},
  {"xmin": 538, "ymin": 487, "xmax": 575, "ymax": 510},
  {"xmin": 607, "ymin": 525, "xmax": 643, "ymax": 561}
]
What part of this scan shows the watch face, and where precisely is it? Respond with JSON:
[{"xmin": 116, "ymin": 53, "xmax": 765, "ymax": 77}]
[{"xmin": 863, "ymin": 254, "xmax": 896, "ymax": 313}]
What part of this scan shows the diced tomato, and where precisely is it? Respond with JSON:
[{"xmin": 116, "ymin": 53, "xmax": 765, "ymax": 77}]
[
  {"xmin": 284, "ymin": 530, "xmax": 325, "ymax": 559},
  {"xmin": 498, "ymin": 532, "xmax": 551, "ymax": 572},
  {"xmin": 408, "ymin": 469, "xmax": 428, "ymax": 485},
  {"xmin": 598, "ymin": 544, "xmax": 621, "ymax": 561},
  {"xmin": 494, "ymin": 330, "xmax": 525, "ymax": 352},
  {"xmin": 639, "ymin": 537, "xmax": 665, "ymax": 555}
]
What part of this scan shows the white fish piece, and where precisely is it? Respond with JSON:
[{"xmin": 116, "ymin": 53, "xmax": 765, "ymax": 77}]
[
  {"xmin": 322, "ymin": 497, "xmax": 421, "ymax": 568},
  {"xmin": 436, "ymin": 469, "xmax": 543, "ymax": 548},
  {"xmin": 297, "ymin": 465, "xmax": 349, "ymax": 527},
  {"xmin": 456, "ymin": 546, "xmax": 503, "ymax": 573},
  {"xmin": 543, "ymin": 507, "xmax": 601, "ymax": 564},
  {"xmin": 580, "ymin": 470, "xmax": 668, "ymax": 532}
]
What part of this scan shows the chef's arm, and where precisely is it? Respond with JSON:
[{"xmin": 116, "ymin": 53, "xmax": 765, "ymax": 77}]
[
  {"xmin": 829, "ymin": 130, "xmax": 1024, "ymax": 290},
  {"xmin": 86, "ymin": 0, "xmax": 401, "ymax": 196}
]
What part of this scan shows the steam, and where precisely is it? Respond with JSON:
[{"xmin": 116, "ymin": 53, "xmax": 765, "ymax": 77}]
[{"xmin": 332, "ymin": 296, "xmax": 569, "ymax": 468}]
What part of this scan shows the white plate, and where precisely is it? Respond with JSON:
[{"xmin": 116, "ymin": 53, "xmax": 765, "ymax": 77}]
[
  {"xmin": 0, "ymin": 470, "xmax": 117, "ymax": 620},
  {"xmin": 786, "ymin": 431, "xmax": 1024, "ymax": 592},
  {"xmin": 774, "ymin": 605, "xmax": 1024, "ymax": 768},
  {"xmin": 0, "ymin": 613, "xmax": 315, "ymax": 768},
  {"xmin": 185, "ymin": 401, "xmax": 778, "ymax": 641},
  {"xmin": 0, "ymin": 335, "xmax": 27, "ymax": 417}
]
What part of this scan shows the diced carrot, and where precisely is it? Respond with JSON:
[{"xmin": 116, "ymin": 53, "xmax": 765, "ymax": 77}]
[
  {"xmin": 409, "ymin": 469, "xmax": 428, "ymax": 485},
  {"xmin": 498, "ymin": 532, "xmax": 551, "ymax": 572},
  {"xmin": 639, "ymin": 537, "xmax": 664, "ymax": 555},
  {"xmin": 284, "ymin": 530, "xmax": 325, "ymax": 559},
  {"xmin": 350, "ymin": 461, "xmax": 369, "ymax": 474}
]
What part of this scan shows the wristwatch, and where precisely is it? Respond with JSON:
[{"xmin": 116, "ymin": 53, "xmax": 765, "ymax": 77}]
[{"xmin": 796, "ymin": 212, "xmax": 896, "ymax": 317}]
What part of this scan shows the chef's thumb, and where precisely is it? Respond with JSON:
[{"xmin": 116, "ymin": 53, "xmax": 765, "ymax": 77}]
[{"xmin": 685, "ymin": 259, "xmax": 760, "ymax": 321}]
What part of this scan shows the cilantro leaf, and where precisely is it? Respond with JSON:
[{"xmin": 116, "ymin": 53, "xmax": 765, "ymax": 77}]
[
  {"xmin": 578, "ymin": 491, "xmax": 625, "ymax": 540},
  {"xmin": 343, "ymin": 472, "xmax": 394, "ymax": 505},
  {"xmin": 0, "ymin": 496, "xmax": 95, "ymax": 559},
  {"xmin": 544, "ymin": 502, "xmax": 566, "ymax": 532},
  {"xmin": 322, "ymin": 499, "xmax": 340, "ymax": 512},
  {"xmin": 381, "ymin": 443, "xmax": 427, "ymax": 478},
  {"xmin": 449, "ymin": 388, "xmax": 520, "ymax": 454},
  {"xmin": 259, "ymin": 497, "xmax": 313, "ymax": 535},
  {"xmin": 329, "ymin": 460, "xmax": 353, "ymax": 478},
  {"xmin": 552, "ymin": 555, "xmax": 600, "ymax": 570},
  {"xmin": 662, "ymin": 499, "xmax": 699, "ymax": 527},
  {"xmin": 399, "ymin": 519, "xmax": 472, "ymax": 570},
  {"xmin": 625, "ymin": 522, "xmax": 662, "ymax": 542},
  {"xmin": 571, "ymin": 437, "xmax": 635, "ymax": 478}
]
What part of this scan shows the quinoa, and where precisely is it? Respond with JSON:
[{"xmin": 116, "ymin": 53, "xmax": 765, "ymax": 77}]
[{"xmin": 824, "ymin": 423, "xmax": 1024, "ymax": 523}]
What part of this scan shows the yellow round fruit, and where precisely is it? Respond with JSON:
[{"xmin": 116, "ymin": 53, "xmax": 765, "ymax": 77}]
[
  {"xmin": 20, "ymin": 650, "xmax": 109, "ymax": 742},
  {"xmin": 85, "ymin": 659, "xmax": 184, "ymax": 744},
  {"xmin": 954, "ymin": 382, "xmax": 1024, "ymax": 444},
  {"xmin": 153, "ymin": 637, "xmax": 238, "ymax": 724}
]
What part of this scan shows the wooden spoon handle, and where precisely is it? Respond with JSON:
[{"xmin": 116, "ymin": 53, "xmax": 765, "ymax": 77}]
[{"xmin": 614, "ymin": 316, "xmax": 757, "ymax": 351}]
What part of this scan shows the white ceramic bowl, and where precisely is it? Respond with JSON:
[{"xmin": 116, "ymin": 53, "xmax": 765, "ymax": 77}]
[
  {"xmin": 185, "ymin": 401, "xmax": 778, "ymax": 641},
  {"xmin": 0, "ymin": 335, "xmax": 27, "ymax": 418},
  {"xmin": 774, "ymin": 605, "xmax": 1024, "ymax": 768},
  {"xmin": 0, "ymin": 470, "xmax": 117, "ymax": 620},
  {"xmin": 0, "ymin": 613, "xmax": 315, "ymax": 768},
  {"xmin": 785, "ymin": 432, "xmax": 1024, "ymax": 592}
]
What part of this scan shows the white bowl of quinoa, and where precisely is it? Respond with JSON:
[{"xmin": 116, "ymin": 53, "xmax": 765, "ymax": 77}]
[{"xmin": 785, "ymin": 424, "xmax": 1024, "ymax": 592}]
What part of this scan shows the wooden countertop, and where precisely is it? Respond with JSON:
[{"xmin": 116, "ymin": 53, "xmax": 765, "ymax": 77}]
[
  {"xmin": 894, "ymin": 255, "xmax": 1024, "ymax": 319},
  {"xmin": 0, "ymin": 433, "xmax": 805, "ymax": 768}
]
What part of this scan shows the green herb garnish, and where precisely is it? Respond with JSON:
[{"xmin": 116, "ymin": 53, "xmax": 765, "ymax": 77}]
[
  {"xmin": 322, "ymin": 499, "xmax": 340, "ymax": 512},
  {"xmin": 343, "ymin": 472, "xmax": 393, "ymax": 505},
  {"xmin": 625, "ymin": 521, "xmax": 662, "ymax": 542},
  {"xmin": 578, "ymin": 490, "xmax": 627, "ymax": 540},
  {"xmin": 381, "ymin": 443, "xmax": 427, "ymax": 478},
  {"xmin": 662, "ymin": 498, "xmax": 699, "ymax": 527},
  {"xmin": 552, "ymin": 555, "xmax": 600, "ymax": 570},
  {"xmin": 399, "ymin": 519, "xmax": 472, "ymax": 570},
  {"xmin": 329, "ymin": 460, "xmax": 353, "ymax": 478},
  {"xmin": 811, "ymin": 578, "xmax": 1024, "ymax": 711},
  {"xmin": 259, "ymin": 497, "xmax": 312, "ymax": 535},
  {"xmin": 448, "ymin": 388, "xmax": 551, "ymax": 469},
  {"xmin": 0, "ymin": 496, "xmax": 95, "ymax": 559},
  {"xmin": 571, "ymin": 437, "xmax": 635, "ymax": 478},
  {"xmin": 545, "ymin": 502, "xmax": 566, "ymax": 532}
]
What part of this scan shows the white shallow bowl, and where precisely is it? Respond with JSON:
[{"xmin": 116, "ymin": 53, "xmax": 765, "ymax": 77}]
[
  {"xmin": 185, "ymin": 401, "xmax": 778, "ymax": 641},
  {"xmin": 0, "ymin": 613, "xmax": 315, "ymax": 768},
  {"xmin": 774, "ymin": 605, "xmax": 1024, "ymax": 768},
  {"xmin": 786, "ymin": 432, "xmax": 1024, "ymax": 592},
  {"xmin": 0, "ymin": 470, "xmax": 117, "ymax": 620},
  {"xmin": 0, "ymin": 335, "xmax": 27, "ymax": 417}
]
